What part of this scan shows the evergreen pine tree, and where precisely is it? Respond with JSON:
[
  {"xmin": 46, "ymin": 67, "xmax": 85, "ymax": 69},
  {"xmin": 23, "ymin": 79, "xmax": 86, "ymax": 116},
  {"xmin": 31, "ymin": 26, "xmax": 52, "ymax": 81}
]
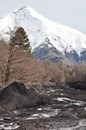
[{"xmin": 10, "ymin": 27, "xmax": 31, "ymax": 54}]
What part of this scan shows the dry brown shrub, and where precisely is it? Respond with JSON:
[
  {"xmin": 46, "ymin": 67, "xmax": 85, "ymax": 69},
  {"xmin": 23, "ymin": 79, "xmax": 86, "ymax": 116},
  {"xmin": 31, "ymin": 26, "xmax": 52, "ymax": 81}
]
[
  {"xmin": 0, "ymin": 40, "xmax": 9, "ymax": 85},
  {"xmin": 63, "ymin": 63, "xmax": 86, "ymax": 83}
]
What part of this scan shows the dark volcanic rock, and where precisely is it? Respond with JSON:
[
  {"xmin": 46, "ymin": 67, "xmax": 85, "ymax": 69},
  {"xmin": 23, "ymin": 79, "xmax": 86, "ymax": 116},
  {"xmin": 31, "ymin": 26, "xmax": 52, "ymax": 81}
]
[
  {"xmin": 32, "ymin": 43, "xmax": 68, "ymax": 63},
  {"xmin": 0, "ymin": 82, "xmax": 45, "ymax": 111},
  {"xmin": 68, "ymin": 81, "xmax": 86, "ymax": 90},
  {"xmin": 80, "ymin": 49, "xmax": 86, "ymax": 62}
]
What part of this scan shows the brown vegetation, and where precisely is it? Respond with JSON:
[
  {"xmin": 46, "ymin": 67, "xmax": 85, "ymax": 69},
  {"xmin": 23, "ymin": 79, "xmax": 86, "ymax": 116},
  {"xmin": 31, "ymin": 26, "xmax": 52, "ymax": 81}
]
[
  {"xmin": 0, "ymin": 41, "xmax": 9, "ymax": 85},
  {"xmin": 63, "ymin": 63, "xmax": 86, "ymax": 83},
  {"xmin": 5, "ymin": 46, "xmax": 65, "ymax": 86},
  {"xmin": 0, "ymin": 40, "xmax": 65, "ymax": 87}
]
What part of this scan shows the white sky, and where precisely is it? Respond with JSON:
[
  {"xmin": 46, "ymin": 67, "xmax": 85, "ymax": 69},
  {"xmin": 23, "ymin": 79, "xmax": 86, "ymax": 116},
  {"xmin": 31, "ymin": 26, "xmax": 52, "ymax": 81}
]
[{"xmin": 0, "ymin": 0, "xmax": 86, "ymax": 34}]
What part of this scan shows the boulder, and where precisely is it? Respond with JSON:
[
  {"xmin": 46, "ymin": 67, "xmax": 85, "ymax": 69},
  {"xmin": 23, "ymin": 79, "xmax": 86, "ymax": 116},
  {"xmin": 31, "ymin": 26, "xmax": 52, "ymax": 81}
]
[{"xmin": 0, "ymin": 82, "xmax": 45, "ymax": 111}]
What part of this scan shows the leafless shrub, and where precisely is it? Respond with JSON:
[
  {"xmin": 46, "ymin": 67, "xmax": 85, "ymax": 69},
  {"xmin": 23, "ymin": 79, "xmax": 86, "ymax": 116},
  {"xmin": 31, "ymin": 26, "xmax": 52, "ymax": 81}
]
[{"xmin": 63, "ymin": 63, "xmax": 86, "ymax": 83}]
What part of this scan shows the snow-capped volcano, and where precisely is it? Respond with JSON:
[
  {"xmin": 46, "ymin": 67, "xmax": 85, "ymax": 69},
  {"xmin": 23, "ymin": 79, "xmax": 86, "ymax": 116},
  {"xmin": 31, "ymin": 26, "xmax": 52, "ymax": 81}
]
[{"xmin": 0, "ymin": 6, "xmax": 86, "ymax": 63}]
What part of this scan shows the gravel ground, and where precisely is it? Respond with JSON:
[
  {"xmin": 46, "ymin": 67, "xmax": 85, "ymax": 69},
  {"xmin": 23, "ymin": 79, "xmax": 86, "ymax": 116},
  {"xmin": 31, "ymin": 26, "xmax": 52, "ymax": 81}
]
[{"xmin": 0, "ymin": 85, "xmax": 86, "ymax": 130}]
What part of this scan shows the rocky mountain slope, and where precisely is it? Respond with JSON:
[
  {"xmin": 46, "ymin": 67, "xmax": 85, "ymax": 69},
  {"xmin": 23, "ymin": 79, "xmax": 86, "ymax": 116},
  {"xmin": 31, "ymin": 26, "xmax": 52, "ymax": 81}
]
[{"xmin": 0, "ymin": 6, "xmax": 86, "ymax": 63}]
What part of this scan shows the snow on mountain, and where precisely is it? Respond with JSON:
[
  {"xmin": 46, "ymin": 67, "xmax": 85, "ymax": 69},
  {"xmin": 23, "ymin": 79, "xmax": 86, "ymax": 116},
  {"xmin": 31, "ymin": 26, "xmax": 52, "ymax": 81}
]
[{"xmin": 0, "ymin": 5, "xmax": 86, "ymax": 63}]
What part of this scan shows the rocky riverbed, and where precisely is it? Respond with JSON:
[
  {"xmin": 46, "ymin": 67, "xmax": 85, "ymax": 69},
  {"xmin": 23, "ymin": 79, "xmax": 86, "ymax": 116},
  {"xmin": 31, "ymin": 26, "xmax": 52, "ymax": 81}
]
[{"xmin": 0, "ymin": 83, "xmax": 86, "ymax": 130}]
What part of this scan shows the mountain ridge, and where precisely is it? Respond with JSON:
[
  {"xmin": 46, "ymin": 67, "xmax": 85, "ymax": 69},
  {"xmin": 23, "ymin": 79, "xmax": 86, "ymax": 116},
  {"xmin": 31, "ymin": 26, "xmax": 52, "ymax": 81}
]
[{"xmin": 0, "ymin": 5, "xmax": 86, "ymax": 63}]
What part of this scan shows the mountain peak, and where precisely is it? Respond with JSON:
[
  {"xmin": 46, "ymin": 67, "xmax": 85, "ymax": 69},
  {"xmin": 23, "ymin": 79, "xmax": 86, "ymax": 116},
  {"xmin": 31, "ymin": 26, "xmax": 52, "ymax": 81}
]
[{"xmin": 13, "ymin": 5, "xmax": 47, "ymax": 22}]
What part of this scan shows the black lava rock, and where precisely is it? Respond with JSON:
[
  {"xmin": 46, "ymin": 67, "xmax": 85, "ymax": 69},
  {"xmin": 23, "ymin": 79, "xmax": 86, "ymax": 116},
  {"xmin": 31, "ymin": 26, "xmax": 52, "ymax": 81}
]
[{"xmin": 0, "ymin": 82, "xmax": 45, "ymax": 111}]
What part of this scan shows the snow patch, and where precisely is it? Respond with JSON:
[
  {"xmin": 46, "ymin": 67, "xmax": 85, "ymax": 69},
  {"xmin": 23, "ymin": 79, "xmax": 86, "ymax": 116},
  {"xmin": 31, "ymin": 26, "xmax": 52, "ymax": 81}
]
[
  {"xmin": 0, "ymin": 123, "xmax": 19, "ymax": 130},
  {"xmin": 25, "ymin": 109, "xmax": 59, "ymax": 120},
  {"xmin": 54, "ymin": 97, "xmax": 86, "ymax": 106}
]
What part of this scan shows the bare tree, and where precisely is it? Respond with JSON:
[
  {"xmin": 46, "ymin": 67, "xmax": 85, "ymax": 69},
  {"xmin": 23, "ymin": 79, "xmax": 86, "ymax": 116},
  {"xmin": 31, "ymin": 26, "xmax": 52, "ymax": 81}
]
[{"xmin": 0, "ymin": 40, "xmax": 9, "ymax": 85}]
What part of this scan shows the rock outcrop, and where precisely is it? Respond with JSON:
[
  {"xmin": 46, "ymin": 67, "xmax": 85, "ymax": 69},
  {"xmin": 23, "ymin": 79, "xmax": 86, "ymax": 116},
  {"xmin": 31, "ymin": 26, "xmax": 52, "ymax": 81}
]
[{"xmin": 0, "ymin": 82, "xmax": 45, "ymax": 111}]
